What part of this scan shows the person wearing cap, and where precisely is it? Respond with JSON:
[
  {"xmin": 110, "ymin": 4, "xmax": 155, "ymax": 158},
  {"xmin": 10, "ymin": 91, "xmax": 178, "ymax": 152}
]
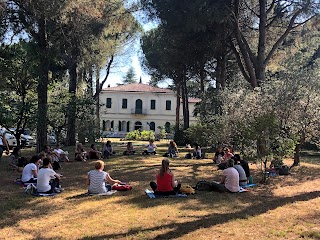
[
  {"xmin": 21, "ymin": 155, "xmax": 41, "ymax": 183},
  {"xmin": 211, "ymin": 158, "xmax": 240, "ymax": 193}
]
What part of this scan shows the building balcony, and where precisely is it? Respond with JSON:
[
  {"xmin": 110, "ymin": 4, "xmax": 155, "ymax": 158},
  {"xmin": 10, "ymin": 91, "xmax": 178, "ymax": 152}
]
[{"xmin": 131, "ymin": 108, "xmax": 147, "ymax": 115}]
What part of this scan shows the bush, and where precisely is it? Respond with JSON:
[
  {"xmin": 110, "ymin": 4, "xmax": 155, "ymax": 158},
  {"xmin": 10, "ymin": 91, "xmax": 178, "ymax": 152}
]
[{"xmin": 125, "ymin": 130, "xmax": 155, "ymax": 141}]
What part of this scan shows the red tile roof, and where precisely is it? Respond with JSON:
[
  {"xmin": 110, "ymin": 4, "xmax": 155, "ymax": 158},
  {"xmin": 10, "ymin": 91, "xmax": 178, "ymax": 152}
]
[
  {"xmin": 102, "ymin": 83, "xmax": 173, "ymax": 93},
  {"xmin": 102, "ymin": 83, "xmax": 201, "ymax": 103},
  {"xmin": 188, "ymin": 98, "xmax": 201, "ymax": 103}
]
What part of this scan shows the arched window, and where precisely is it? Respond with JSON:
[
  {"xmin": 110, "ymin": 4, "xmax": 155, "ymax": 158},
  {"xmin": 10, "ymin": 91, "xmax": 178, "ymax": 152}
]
[
  {"xmin": 135, "ymin": 121, "xmax": 142, "ymax": 130},
  {"xmin": 121, "ymin": 121, "xmax": 126, "ymax": 132},
  {"xmin": 149, "ymin": 122, "xmax": 155, "ymax": 131},
  {"xmin": 118, "ymin": 121, "xmax": 122, "ymax": 131},
  {"xmin": 106, "ymin": 120, "xmax": 111, "ymax": 131},
  {"xmin": 135, "ymin": 99, "xmax": 143, "ymax": 114},
  {"xmin": 111, "ymin": 120, "xmax": 114, "ymax": 130},
  {"xmin": 165, "ymin": 122, "xmax": 171, "ymax": 133},
  {"xmin": 126, "ymin": 121, "xmax": 130, "ymax": 132},
  {"xmin": 102, "ymin": 120, "xmax": 106, "ymax": 131}
]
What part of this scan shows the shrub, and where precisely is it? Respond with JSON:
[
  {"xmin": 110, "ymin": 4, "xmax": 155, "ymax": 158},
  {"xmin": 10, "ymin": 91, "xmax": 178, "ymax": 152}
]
[{"xmin": 125, "ymin": 130, "xmax": 155, "ymax": 141}]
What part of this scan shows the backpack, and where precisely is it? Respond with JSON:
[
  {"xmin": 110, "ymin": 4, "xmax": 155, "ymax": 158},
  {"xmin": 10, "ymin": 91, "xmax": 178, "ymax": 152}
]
[
  {"xmin": 278, "ymin": 165, "xmax": 289, "ymax": 175},
  {"xmin": 25, "ymin": 183, "xmax": 38, "ymax": 195},
  {"xmin": 195, "ymin": 180, "xmax": 214, "ymax": 191}
]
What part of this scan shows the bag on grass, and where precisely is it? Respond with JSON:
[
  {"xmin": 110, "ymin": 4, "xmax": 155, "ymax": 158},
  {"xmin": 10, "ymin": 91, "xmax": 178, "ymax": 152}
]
[
  {"xmin": 278, "ymin": 165, "xmax": 289, "ymax": 175},
  {"xmin": 179, "ymin": 185, "xmax": 195, "ymax": 194},
  {"xmin": 112, "ymin": 184, "xmax": 132, "ymax": 191},
  {"xmin": 25, "ymin": 183, "xmax": 38, "ymax": 195},
  {"xmin": 195, "ymin": 180, "xmax": 214, "ymax": 191}
]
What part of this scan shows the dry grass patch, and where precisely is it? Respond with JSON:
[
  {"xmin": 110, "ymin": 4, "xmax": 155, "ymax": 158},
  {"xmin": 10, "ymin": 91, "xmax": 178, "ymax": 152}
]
[{"xmin": 0, "ymin": 146, "xmax": 319, "ymax": 239}]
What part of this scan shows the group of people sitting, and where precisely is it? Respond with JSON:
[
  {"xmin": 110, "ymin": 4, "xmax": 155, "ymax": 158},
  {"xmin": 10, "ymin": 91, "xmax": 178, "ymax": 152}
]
[
  {"xmin": 75, "ymin": 141, "xmax": 116, "ymax": 161},
  {"xmin": 19, "ymin": 154, "xmax": 63, "ymax": 194},
  {"xmin": 87, "ymin": 151, "xmax": 251, "ymax": 196}
]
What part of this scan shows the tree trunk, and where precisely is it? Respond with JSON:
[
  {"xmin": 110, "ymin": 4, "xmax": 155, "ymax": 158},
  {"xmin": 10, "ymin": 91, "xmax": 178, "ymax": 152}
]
[
  {"xmin": 175, "ymin": 81, "xmax": 181, "ymax": 132},
  {"xmin": 181, "ymin": 74, "xmax": 189, "ymax": 129},
  {"xmin": 291, "ymin": 144, "xmax": 301, "ymax": 168},
  {"xmin": 199, "ymin": 66, "xmax": 206, "ymax": 118},
  {"xmin": 95, "ymin": 67, "xmax": 100, "ymax": 132},
  {"xmin": 36, "ymin": 16, "xmax": 49, "ymax": 152},
  {"xmin": 65, "ymin": 59, "xmax": 78, "ymax": 146}
]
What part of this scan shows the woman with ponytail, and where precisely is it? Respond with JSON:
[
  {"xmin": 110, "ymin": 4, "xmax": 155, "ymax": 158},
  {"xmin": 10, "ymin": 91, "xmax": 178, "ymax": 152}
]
[{"xmin": 150, "ymin": 159, "xmax": 181, "ymax": 195}]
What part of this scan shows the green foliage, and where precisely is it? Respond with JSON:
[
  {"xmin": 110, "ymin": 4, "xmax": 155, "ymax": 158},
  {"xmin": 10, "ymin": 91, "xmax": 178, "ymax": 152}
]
[
  {"xmin": 0, "ymin": 41, "xmax": 38, "ymax": 136},
  {"xmin": 125, "ymin": 130, "xmax": 155, "ymax": 141},
  {"xmin": 157, "ymin": 128, "xmax": 166, "ymax": 140},
  {"xmin": 120, "ymin": 67, "xmax": 138, "ymax": 85}
]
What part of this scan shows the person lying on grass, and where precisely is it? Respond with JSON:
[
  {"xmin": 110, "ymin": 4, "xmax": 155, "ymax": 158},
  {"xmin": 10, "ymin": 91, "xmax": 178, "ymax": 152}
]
[
  {"xmin": 150, "ymin": 158, "xmax": 181, "ymax": 196},
  {"xmin": 86, "ymin": 160, "xmax": 122, "ymax": 194},
  {"xmin": 211, "ymin": 158, "xmax": 240, "ymax": 193},
  {"xmin": 37, "ymin": 158, "xmax": 62, "ymax": 194}
]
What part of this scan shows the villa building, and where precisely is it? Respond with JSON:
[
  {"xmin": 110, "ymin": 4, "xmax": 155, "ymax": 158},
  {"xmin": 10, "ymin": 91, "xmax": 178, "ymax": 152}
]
[{"xmin": 99, "ymin": 83, "xmax": 200, "ymax": 137}]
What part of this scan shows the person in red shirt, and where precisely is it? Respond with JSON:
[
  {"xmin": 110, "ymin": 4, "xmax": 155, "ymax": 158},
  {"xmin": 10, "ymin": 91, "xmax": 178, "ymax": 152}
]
[{"xmin": 150, "ymin": 159, "xmax": 181, "ymax": 195}]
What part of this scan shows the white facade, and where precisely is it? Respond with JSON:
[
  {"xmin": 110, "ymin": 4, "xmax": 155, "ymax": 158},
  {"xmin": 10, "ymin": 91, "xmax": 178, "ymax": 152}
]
[{"xmin": 99, "ymin": 83, "xmax": 199, "ymax": 135}]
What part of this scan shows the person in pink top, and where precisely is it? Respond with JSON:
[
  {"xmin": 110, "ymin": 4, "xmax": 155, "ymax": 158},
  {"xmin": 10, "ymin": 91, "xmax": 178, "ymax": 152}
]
[
  {"xmin": 150, "ymin": 159, "xmax": 181, "ymax": 195},
  {"xmin": 211, "ymin": 159, "xmax": 240, "ymax": 193},
  {"xmin": 223, "ymin": 148, "xmax": 234, "ymax": 161}
]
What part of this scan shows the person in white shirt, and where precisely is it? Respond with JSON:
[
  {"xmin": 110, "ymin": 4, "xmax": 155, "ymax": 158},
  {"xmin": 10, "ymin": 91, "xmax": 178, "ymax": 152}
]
[
  {"xmin": 211, "ymin": 159, "xmax": 240, "ymax": 193},
  {"xmin": 37, "ymin": 158, "xmax": 62, "ymax": 193},
  {"xmin": 0, "ymin": 128, "xmax": 10, "ymax": 161},
  {"xmin": 21, "ymin": 155, "xmax": 41, "ymax": 183},
  {"xmin": 142, "ymin": 139, "xmax": 157, "ymax": 155}
]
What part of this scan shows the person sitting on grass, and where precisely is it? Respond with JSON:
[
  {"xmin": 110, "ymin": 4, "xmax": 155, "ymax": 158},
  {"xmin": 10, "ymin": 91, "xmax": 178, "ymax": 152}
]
[
  {"xmin": 213, "ymin": 146, "xmax": 224, "ymax": 164},
  {"xmin": 75, "ymin": 143, "xmax": 88, "ymax": 161},
  {"xmin": 88, "ymin": 144, "xmax": 102, "ymax": 159},
  {"xmin": 103, "ymin": 140, "xmax": 115, "ymax": 159},
  {"xmin": 223, "ymin": 147, "xmax": 234, "ymax": 161},
  {"xmin": 232, "ymin": 157, "xmax": 248, "ymax": 186},
  {"xmin": 164, "ymin": 141, "xmax": 179, "ymax": 158},
  {"xmin": 53, "ymin": 143, "xmax": 70, "ymax": 162},
  {"xmin": 9, "ymin": 147, "xmax": 27, "ymax": 172},
  {"xmin": 123, "ymin": 142, "xmax": 135, "ymax": 155},
  {"xmin": 21, "ymin": 155, "xmax": 41, "ymax": 184},
  {"xmin": 37, "ymin": 158, "xmax": 62, "ymax": 194},
  {"xmin": 193, "ymin": 143, "xmax": 202, "ymax": 159},
  {"xmin": 233, "ymin": 154, "xmax": 251, "ymax": 182},
  {"xmin": 142, "ymin": 139, "xmax": 157, "ymax": 155},
  {"xmin": 211, "ymin": 158, "xmax": 240, "ymax": 193},
  {"xmin": 86, "ymin": 160, "xmax": 122, "ymax": 194},
  {"xmin": 150, "ymin": 158, "xmax": 181, "ymax": 196}
]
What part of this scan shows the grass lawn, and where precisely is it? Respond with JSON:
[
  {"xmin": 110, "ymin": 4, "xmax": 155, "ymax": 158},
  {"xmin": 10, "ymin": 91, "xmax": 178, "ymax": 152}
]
[{"xmin": 0, "ymin": 140, "xmax": 319, "ymax": 240}]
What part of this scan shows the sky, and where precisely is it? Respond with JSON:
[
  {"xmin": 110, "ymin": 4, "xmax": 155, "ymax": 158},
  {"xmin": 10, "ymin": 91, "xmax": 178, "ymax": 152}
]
[
  {"xmin": 102, "ymin": 37, "xmax": 151, "ymax": 87},
  {"xmin": 100, "ymin": 18, "xmax": 169, "ymax": 88}
]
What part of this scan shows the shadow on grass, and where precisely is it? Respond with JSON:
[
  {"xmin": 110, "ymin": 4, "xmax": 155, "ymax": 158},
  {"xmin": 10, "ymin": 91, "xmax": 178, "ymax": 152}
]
[{"xmin": 80, "ymin": 190, "xmax": 320, "ymax": 240}]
